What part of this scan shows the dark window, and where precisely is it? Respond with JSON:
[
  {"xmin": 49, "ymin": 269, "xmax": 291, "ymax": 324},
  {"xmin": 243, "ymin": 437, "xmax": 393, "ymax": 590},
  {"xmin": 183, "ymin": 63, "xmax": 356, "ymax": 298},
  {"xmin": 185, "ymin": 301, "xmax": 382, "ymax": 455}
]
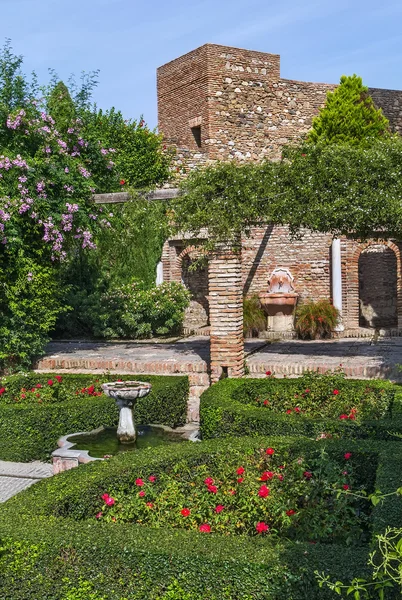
[{"xmin": 191, "ymin": 125, "xmax": 201, "ymax": 148}]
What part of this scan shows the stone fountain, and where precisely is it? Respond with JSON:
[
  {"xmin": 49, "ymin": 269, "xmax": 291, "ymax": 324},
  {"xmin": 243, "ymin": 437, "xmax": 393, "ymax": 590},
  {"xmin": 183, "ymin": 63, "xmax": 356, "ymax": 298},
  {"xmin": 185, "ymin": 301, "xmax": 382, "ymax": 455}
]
[
  {"xmin": 259, "ymin": 268, "xmax": 299, "ymax": 333},
  {"xmin": 101, "ymin": 381, "xmax": 152, "ymax": 443}
]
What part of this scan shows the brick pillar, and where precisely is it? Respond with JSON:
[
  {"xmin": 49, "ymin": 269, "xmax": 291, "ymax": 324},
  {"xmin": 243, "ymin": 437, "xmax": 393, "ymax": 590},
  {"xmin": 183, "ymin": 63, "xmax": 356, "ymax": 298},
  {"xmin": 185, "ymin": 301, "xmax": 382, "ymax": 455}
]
[{"xmin": 208, "ymin": 243, "xmax": 244, "ymax": 383}]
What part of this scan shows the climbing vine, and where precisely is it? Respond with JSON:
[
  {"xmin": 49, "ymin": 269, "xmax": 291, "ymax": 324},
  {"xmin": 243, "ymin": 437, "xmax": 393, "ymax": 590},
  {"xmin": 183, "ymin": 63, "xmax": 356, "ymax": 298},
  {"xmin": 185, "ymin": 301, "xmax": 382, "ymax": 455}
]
[{"xmin": 172, "ymin": 139, "xmax": 402, "ymax": 243}]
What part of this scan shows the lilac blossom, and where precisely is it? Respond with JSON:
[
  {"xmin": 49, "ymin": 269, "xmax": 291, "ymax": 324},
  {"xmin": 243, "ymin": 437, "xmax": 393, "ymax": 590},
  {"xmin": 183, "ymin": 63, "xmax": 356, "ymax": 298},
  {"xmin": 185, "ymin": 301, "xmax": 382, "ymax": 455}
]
[{"xmin": 78, "ymin": 165, "xmax": 91, "ymax": 178}]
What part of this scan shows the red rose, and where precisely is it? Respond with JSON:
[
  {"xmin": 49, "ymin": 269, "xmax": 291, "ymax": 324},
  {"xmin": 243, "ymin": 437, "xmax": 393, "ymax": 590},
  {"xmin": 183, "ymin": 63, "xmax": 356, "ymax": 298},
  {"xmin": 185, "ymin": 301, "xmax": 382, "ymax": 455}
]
[
  {"xmin": 135, "ymin": 478, "xmax": 144, "ymax": 487},
  {"xmin": 344, "ymin": 452, "xmax": 352, "ymax": 460},
  {"xmin": 286, "ymin": 509, "xmax": 296, "ymax": 516},
  {"xmin": 215, "ymin": 505, "xmax": 225, "ymax": 513},
  {"xmin": 96, "ymin": 512, "xmax": 103, "ymax": 519},
  {"xmin": 333, "ymin": 389, "xmax": 339, "ymax": 395},
  {"xmin": 204, "ymin": 477, "xmax": 214, "ymax": 485},
  {"xmin": 148, "ymin": 475, "xmax": 156, "ymax": 482},
  {"xmin": 35, "ymin": 383, "xmax": 42, "ymax": 388},
  {"xmin": 181, "ymin": 508, "xmax": 191, "ymax": 517},
  {"xmin": 199, "ymin": 523, "xmax": 211, "ymax": 533},
  {"xmin": 294, "ymin": 407, "xmax": 301, "ymax": 413},
  {"xmin": 277, "ymin": 474, "xmax": 284, "ymax": 481},
  {"xmin": 229, "ymin": 489, "xmax": 236, "ymax": 495},
  {"xmin": 0, "ymin": 387, "xmax": 5, "ymax": 395},
  {"xmin": 260, "ymin": 471, "xmax": 274, "ymax": 481},
  {"xmin": 266, "ymin": 447, "xmax": 275, "ymax": 455},
  {"xmin": 303, "ymin": 471, "xmax": 312, "ymax": 479},
  {"xmin": 286, "ymin": 409, "xmax": 292, "ymax": 414},
  {"xmin": 138, "ymin": 491, "xmax": 145, "ymax": 497},
  {"xmin": 343, "ymin": 484, "xmax": 350, "ymax": 490},
  {"xmin": 119, "ymin": 179, "xmax": 126, "ymax": 185},
  {"xmin": 258, "ymin": 485, "xmax": 270, "ymax": 498},
  {"xmin": 305, "ymin": 389, "xmax": 310, "ymax": 393},
  {"xmin": 265, "ymin": 371, "xmax": 272, "ymax": 376},
  {"xmin": 256, "ymin": 522, "xmax": 269, "ymax": 533},
  {"xmin": 105, "ymin": 496, "xmax": 115, "ymax": 506},
  {"xmin": 47, "ymin": 380, "xmax": 53, "ymax": 386},
  {"xmin": 207, "ymin": 484, "xmax": 218, "ymax": 494},
  {"xmin": 55, "ymin": 375, "xmax": 62, "ymax": 383},
  {"xmin": 237, "ymin": 477, "xmax": 244, "ymax": 484},
  {"xmin": 263, "ymin": 399, "xmax": 269, "ymax": 406},
  {"xmin": 146, "ymin": 502, "xmax": 154, "ymax": 508},
  {"xmin": 236, "ymin": 466, "xmax": 245, "ymax": 475},
  {"xmin": 339, "ymin": 414, "xmax": 349, "ymax": 420}
]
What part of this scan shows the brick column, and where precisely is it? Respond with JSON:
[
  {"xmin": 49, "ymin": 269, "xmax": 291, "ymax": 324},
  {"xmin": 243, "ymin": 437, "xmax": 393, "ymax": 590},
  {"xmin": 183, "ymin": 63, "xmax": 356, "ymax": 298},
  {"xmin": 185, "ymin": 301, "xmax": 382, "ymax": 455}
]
[{"xmin": 208, "ymin": 243, "xmax": 244, "ymax": 383}]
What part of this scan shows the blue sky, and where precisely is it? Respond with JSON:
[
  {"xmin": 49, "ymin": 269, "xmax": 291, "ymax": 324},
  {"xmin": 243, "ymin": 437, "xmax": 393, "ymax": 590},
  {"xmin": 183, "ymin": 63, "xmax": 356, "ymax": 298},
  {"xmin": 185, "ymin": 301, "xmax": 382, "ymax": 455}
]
[{"xmin": 1, "ymin": 0, "xmax": 401, "ymax": 130}]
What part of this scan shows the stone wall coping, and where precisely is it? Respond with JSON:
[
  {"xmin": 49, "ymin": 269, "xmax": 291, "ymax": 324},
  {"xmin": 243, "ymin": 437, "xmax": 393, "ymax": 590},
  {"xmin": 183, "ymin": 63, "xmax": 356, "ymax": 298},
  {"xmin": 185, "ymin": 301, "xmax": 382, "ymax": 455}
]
[{"xmin": 93, "ymin": 189, "xmax": 180, "ymax": 204}]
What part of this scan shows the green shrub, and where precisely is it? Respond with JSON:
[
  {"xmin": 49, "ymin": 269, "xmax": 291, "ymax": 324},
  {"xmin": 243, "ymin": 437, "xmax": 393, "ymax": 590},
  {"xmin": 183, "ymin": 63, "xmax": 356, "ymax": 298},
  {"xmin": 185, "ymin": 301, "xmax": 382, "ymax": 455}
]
[
  {"xmin": 200, "ymin": 375, "xmax": 402, "ymax": 441},
  {"xmin": 243, "ymin": 295, "xmax": 266, "ymax": 337},
  {"xmin": 92, "ymin": 280, "xmax": 191, "ymax": 339},
  {"xmin": 0, "ymin": 373, "xmax": 188, "ymax": 461},
  {"xmin": 295, "ymin": 299, "xmax": 339, "ymax": 339},
  {"xmin": 0, "ymin": 436, "xmax": 400, "ymax": 599},
  {"xmin": 0, "ymin": 259, "xmax": 63, "ymax": 372}
]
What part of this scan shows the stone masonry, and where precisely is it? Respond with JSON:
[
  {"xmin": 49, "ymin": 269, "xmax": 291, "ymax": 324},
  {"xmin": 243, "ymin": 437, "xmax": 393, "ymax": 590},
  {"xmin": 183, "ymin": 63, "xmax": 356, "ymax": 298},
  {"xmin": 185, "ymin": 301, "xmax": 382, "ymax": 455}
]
[
  {"xmin": 158, "ymin": 43, "xmax": 402, "ymax": 172},
  {"xmin": 158, "ymin": 44, "xmax": 402, "ymax": 342}
]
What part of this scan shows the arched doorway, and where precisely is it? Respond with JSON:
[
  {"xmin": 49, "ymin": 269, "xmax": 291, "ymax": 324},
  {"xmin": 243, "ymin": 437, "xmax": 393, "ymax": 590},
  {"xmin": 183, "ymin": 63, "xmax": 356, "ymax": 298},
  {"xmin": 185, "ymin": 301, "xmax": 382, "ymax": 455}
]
[
  {"xmin": 180, "ymin": 249, "xmax": 209, "ymax": 329},
  {"xmin": 358, "ymin": 244, "xmax": 397, "ymax": 328}
]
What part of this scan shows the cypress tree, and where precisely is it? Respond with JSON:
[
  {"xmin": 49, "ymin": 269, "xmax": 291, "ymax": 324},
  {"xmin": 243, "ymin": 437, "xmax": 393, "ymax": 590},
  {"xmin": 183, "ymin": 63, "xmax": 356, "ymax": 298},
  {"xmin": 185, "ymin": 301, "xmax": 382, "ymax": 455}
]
[{"xmin": 308, "ymin": 74, "xmax": 390, "ymax": 146}]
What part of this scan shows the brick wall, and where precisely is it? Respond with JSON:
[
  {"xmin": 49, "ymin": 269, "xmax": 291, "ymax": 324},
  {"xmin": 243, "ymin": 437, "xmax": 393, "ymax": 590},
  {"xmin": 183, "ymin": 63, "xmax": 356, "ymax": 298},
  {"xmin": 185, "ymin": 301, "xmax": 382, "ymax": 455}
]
[
  {"xmin": 358, "ymin": 245, "xmax": 397, "ymax": 327},
  {"xmin": 242, "ymin": 226, "xmax": 332, "ymax": 301}
]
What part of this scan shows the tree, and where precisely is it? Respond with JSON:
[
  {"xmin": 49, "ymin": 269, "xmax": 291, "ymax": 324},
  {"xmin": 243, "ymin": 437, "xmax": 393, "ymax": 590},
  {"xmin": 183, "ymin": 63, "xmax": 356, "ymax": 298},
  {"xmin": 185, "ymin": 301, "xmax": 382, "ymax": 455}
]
[
  {"xmin": 47, "ymin": 81, "xmax": 76, "ymax": 134},
  {"xmin": 81, "ymin": 107, "xmax": 171, "ymax": 192},
  {"xmin": 308, "ymin": 74, "xmax": 391, "ymax": 146}
]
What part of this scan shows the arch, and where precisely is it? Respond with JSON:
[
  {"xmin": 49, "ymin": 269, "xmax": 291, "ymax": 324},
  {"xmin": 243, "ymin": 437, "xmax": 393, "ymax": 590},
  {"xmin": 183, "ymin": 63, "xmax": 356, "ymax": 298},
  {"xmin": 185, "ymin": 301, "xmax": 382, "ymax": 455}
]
[
  {"xmin": 177, "ymin": 245, "xmax": 209, "ymax": 330},
  {"xmin": 346, "ymin": 240, "xmax": 402, "ymax": 329}
]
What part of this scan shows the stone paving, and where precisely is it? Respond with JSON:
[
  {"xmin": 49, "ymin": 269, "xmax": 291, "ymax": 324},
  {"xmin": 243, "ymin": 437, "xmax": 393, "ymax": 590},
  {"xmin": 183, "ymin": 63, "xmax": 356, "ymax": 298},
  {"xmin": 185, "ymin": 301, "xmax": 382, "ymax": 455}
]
[
  {"xmin": 37, "ymin": 335, "xmax": 402, "ymax": 381},
  {"xmin": 247, "ymin": 337, "xmax": 402, "ymax": 380},
  {"xmin": 0, "ymin": 460, "xmax": 53, "ymax": 503}
]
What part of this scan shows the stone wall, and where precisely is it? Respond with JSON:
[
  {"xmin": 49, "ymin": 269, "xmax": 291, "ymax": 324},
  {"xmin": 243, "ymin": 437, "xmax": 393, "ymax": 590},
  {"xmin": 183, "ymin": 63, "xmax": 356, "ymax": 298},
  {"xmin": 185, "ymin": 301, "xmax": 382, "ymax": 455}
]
[{"xmin": 158, "ymin": 43, "xmax": 402, "ymax": 171}]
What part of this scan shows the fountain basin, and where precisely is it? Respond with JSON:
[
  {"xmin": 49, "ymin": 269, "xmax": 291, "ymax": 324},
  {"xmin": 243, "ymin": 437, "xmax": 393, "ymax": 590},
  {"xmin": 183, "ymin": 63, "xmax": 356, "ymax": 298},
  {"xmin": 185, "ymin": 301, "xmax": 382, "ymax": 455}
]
[
  {"xmin": 258, "ymin": 292, "xmax": 299, "ymax": 309},
  {"xmin": 101, "ymin": 380, "xmax": 152, "ymax": 444},
  {"xmin": 52, "ymin": 424, "xmax": 200, "ymax": 473}
]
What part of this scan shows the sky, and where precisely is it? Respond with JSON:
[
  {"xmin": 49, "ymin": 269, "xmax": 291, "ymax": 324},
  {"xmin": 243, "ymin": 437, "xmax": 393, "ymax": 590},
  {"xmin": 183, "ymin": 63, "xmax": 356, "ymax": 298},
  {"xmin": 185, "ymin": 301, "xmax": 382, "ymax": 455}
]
[{"xmin": 1, "ymin": 0, "xmax": 401, "ymax": 130}]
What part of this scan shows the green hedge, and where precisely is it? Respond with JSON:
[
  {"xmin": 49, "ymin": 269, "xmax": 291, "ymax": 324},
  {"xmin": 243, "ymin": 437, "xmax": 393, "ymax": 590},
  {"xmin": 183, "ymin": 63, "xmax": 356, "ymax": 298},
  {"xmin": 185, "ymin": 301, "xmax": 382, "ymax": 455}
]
[
  {"xmin": 0, "ymin": 373, "xmax": 189, "ymax": 462},
  {"xmin": 0, "ymin": 435, "xmax": 401, "ymax": 599},
  {"xmin": 200, "ymin": 378, "xmax": 402, "ymax": 441}
]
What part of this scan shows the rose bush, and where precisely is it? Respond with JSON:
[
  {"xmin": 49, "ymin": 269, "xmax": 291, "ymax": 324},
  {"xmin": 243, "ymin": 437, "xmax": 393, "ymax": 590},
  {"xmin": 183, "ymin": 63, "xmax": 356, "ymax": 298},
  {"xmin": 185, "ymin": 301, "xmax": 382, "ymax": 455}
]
[
  {"xmin": 233, "ymin": 370, "xmax": 392, "ymax": 423},
  {"xmin": 95, "ymin": 445, "xmax": 371, "ymax": 545}
]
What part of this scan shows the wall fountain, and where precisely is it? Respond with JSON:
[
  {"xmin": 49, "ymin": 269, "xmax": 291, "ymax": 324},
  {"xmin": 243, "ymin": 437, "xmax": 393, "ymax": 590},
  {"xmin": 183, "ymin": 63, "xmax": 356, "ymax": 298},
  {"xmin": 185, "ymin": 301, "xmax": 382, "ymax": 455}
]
[{"xmin": 258, "ymin": 268, "xmax": 299, "ymax": 334}]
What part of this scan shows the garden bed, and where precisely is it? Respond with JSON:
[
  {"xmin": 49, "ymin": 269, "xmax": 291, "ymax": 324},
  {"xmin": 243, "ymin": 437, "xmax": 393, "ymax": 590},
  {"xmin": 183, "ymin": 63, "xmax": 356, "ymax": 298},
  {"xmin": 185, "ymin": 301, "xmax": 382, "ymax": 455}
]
[
  {"xmin": 0, "ymin": 435, "xmax": 401, "ymax": 599},
  {"xmin": 0, "ymin": 373, "xmax": 189, "ymax": 461},
  {"xmin": 200, "ymin": 373, "xmax": 402, "ymax": 441}
]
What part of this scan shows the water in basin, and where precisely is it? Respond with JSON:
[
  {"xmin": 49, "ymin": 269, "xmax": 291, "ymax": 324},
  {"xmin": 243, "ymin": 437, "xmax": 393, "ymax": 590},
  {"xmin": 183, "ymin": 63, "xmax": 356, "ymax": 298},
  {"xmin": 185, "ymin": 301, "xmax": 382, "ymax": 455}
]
[{"xmin": 68, "ymin": 425, "xmax": 187, "ymax": 458}]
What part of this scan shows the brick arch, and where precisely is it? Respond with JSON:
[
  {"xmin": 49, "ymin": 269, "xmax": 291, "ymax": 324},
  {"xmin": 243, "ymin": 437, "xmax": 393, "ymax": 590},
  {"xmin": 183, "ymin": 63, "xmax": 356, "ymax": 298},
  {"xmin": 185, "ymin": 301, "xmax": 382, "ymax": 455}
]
[
  {"xmin": 346, "ymin": 240, "xmax": 402, "ymax": 329},
  {"xmin": 176, "ymin": 244, "xmax": 205, "ymax": 270}
]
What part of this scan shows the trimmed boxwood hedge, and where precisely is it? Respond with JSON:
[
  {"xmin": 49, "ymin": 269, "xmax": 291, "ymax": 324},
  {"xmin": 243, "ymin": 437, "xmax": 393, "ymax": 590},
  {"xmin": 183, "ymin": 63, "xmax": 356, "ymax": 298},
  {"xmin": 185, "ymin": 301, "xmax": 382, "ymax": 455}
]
[
  {"xmin": 0, "ymin": 373, "xmax": 189, "ymax": 462},
  {"xmin": 0, "ymin": 435, "xmax": 401, "ymax": 599},
  {"xmin": 200, "ymin": 378, "xmax": 402, "ymax": 441}
]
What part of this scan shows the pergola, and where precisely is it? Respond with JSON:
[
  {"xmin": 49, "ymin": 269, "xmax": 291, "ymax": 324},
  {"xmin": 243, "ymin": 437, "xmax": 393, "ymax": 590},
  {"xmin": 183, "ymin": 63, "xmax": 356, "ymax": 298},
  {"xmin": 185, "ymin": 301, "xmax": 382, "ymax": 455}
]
[{"xmin": 94, "ymin": 189, "xmax": 244, "ymax": 382}]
